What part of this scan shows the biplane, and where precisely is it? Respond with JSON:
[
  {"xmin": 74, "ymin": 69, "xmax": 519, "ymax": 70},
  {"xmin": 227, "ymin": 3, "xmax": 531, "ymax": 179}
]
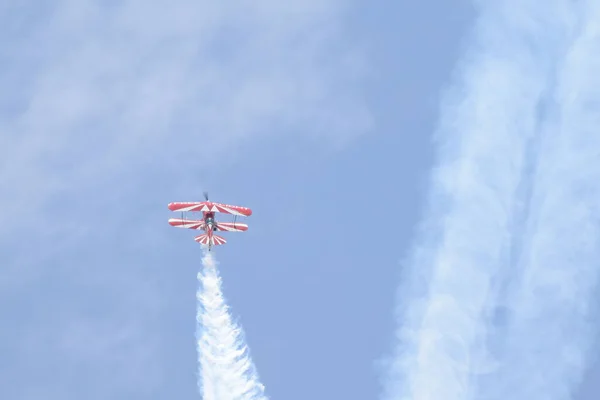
[{"xmin": 168, "ymin": 192, "xmax": 252, "ymax": 251}]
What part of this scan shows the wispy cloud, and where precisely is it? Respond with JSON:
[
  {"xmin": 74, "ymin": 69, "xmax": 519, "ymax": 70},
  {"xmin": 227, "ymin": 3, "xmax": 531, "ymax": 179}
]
[
  {"xmin": 0, "ymin": 1, "xmax": 370, "ymax": 398},
  {"xmin": 0, "ymin": 0, "xmax": 371, "ymax": 237}
]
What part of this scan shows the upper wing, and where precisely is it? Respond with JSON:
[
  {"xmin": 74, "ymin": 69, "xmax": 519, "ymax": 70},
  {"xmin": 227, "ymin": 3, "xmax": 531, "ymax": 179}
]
[
  {"xmin": 168, "ymin": 218, "xmax": 206, "ymax": 230},
  {"xmin": 215, "ymin": 222, "xmax": 248, "ymax": 232},
  {"xmin": 168, "ymin": 202, "xmax": 210, "ymax": 213},
  {"xmin": 168, "ymin": 201, "xmax": 252, "ymax": 216},
  {"xmin": 209, "ymin": 202, "xmax": 252, "ymax": 216}
]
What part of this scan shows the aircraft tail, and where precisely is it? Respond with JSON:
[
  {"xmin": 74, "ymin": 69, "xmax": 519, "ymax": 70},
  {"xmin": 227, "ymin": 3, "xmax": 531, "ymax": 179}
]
[{"xmin": 194, "ymin": 234, "xmax": 227, "ymax": 246}]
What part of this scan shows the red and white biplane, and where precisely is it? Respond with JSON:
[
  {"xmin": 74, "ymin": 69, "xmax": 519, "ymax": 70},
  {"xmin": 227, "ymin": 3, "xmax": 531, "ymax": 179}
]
[{"xmin": 168, "ymin": 192, "xmax": 252, "ymax": 251}]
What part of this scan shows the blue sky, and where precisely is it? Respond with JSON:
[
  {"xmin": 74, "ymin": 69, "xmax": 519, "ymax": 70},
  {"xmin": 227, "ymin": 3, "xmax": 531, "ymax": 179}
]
[{"xmin": 2, "ymin": 1, "xmax": 600, "ymax": 399}]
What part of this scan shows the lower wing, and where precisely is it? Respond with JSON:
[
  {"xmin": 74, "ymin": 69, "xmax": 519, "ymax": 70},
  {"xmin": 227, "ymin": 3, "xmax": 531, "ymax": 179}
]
[
  {"xmin": 168, "ymin": 218, "xmax": 206, "ymax": 230},
  {"xmin": 215, "ymin": 222, "xmax": 248, "ymax": 232}
]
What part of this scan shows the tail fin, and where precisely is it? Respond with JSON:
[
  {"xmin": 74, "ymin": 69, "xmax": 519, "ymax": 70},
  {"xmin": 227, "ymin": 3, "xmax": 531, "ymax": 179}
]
[{"xmin": 194, "ymin": 234, "xmax": 227, "ymax": 246}]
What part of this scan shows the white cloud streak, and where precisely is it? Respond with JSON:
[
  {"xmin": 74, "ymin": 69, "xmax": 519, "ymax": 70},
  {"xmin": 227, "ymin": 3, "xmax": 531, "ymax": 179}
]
[
  {"xmin": 380, "ymin": 1, "xmax": 581, "ymax": 399},
  {"xmin": 197, "ymin": 251, "xmax": 267, "ymax": 400},
  {"xmin": 477, "ymin": 2, "xmax": 600, "ymax": 399}
]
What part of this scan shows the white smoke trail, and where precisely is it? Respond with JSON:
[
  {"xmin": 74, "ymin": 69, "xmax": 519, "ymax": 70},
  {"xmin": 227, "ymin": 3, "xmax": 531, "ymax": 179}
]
[
  {"xmin": 196, "ymin": 251, "xmax": 268, "ymax": 400},
  {"xmin": 479, "ymin": 2, "xmax": 600, "ymax": 399},
  {"xmin": 381, "ymin": 1, "xmax": 572, "ymax": 399}
]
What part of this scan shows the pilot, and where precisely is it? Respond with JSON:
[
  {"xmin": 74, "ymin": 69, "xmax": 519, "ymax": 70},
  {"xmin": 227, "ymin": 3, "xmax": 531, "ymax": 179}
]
[{"xmin": 205, "ymin": 215, "xmax": 215, "ymax": 229}]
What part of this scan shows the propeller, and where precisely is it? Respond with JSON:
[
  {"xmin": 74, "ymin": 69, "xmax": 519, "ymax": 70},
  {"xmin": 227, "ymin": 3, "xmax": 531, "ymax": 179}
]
[{"xmin": 203, "ymin": 191, "xmax": 209, "ymax": 201}]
